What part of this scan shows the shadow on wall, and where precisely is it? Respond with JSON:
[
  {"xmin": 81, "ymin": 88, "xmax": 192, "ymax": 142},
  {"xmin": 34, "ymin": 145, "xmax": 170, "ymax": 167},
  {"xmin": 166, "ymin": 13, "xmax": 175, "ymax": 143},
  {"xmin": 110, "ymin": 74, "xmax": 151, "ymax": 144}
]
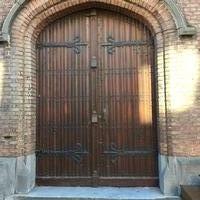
[
  {"xmin": 0, "ymin": 46, "xmax": 19, "ymax": 146},
  {"xmin": 0, "ymin": 48, "xmax": 17, "ymax": 198},
  {"xmin": 0, "ymin": 46, "xmax": 35, "ymax": 198},
  {"xmin": 0, "ymin": 61, "xmax": 4, "ymax": 102}
]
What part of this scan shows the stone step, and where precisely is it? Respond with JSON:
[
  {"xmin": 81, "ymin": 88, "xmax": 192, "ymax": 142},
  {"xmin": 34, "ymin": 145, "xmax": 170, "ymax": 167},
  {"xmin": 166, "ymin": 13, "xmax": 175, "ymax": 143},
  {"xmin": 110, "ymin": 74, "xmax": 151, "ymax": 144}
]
[{"xmin": 10, "ymin": 187, "xmax": 180, "ymax": 200}]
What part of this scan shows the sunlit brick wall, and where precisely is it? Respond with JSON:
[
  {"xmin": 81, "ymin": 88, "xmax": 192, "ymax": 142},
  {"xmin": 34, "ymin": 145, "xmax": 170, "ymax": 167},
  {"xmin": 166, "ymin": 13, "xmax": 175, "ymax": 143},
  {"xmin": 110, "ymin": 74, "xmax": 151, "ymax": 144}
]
[{"xmin": 164, "ymin": 0, "xmax": 200, "ymax": 156}]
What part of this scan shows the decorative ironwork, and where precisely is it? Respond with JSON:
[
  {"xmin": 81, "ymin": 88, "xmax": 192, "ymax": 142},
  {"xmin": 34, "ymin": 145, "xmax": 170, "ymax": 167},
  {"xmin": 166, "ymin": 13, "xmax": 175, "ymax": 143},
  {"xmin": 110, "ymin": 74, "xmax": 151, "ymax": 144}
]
[
  {"xmin": 36, "ymin": 143, "xmax": 88, "ymax": 163},
  {"xmin": 101, "ymin": 36, "xmax": 152, "ymax": 54},
  {"xmin": 103, "ymin": 143, "xmax": 154, "ymax": 163},
  {"xmin": 48, "ymin": 123, "xmax": 57, "ymax": 135},
  {"xmin": 37, "ymin": 36, "xmax": 87, "ymax": 54}
]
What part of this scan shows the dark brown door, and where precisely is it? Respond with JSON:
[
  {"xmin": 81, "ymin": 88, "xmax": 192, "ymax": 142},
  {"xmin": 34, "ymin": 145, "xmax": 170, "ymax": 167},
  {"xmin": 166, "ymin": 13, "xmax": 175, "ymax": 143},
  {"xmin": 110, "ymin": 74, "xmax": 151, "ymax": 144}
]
[{"xmin": 36, "ymin": 9, "xmax": 158, "ymax": 186}]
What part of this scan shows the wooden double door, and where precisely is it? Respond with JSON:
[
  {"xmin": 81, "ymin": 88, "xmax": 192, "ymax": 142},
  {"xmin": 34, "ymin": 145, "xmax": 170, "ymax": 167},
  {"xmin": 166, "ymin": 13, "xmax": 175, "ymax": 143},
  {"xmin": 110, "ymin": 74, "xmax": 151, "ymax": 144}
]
[{"xmin": 36, "ymin": 9, "xmax": 158, "ymax": 186}]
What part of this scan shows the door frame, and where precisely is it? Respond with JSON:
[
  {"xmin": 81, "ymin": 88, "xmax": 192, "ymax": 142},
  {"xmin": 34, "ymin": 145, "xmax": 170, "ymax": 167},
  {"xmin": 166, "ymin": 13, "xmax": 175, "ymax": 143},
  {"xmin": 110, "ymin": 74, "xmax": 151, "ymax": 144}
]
[{"xmin": 35, "ymin": 8, "xmax": 158, "ymax": 187}]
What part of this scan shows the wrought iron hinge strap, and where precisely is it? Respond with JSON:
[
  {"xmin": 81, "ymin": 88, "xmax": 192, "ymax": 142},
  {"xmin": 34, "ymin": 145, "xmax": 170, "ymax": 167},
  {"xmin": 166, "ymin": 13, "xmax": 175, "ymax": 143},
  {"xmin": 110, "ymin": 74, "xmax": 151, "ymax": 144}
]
[
  {"xmin": 101, "ymin": 36, "xmax": 153, "ymax": 54},
  {"xmin": 103, "ymin": 143, "xmax": 156, "ymax": 162},
  {"xmin": 36, "ymin": 143, "xmax": 88, "ymax": 163},
  {"xmin": 36, "ymin": 36, "xmax": 87, "ymax": 54}
]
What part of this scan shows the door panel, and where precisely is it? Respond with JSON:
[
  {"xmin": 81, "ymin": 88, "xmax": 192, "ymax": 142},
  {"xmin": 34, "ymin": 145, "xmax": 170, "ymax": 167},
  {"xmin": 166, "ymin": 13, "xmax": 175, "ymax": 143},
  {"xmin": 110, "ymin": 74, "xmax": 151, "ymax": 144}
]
[
  {"xmin": 36, "ymin": 9, "xmax": 158, "ymax": 186},
  {"xmin": 96, "ymin": 11, "xmax": 158, "ymax": 186},
  {"xmin": 36, "ymin": 12, "xmax": 92, "ymax": 185}
]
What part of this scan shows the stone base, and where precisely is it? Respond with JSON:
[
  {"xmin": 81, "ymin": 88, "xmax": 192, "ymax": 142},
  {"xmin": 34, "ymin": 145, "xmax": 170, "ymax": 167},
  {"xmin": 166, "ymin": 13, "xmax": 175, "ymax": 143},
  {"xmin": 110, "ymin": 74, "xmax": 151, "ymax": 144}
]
[
  {"xmin": 0, "ymin": 154, "xmax": 35, "ymax": 199},
  {"xmin": 159, "ymin": 154, "xmax": 200, "ymax": 196},
  {"xmin": 1, "ymin": 153, "xmax": 200, "ymax": 199}
]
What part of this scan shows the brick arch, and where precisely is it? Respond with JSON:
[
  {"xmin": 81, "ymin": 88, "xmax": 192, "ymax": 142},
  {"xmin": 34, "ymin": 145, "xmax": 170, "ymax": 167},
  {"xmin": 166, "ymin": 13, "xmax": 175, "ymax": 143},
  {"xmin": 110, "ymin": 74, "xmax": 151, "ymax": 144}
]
[
  {"xmin": 8, "ymin": 0, "xmax": 176, "ymax": 157},
  {"xmin": 11, "ymin": 0, "xmax": 173, "ymax": 44},
  {"xmin": 1, "ymin": 0, "xmax": 196, "ymax": 43}
]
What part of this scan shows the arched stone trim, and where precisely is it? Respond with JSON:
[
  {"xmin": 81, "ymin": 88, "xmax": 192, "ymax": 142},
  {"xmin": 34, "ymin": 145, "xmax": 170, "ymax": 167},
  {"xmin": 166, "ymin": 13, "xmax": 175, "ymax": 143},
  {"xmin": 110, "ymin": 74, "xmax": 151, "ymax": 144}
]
[
  {"xmin": 0, "ymin": 0, "xmax": 196, "ymax": 43},
  {"xmin": 0, "ymin": 0, "xmax": 25, "ymax": 42},
  {"xmin": 164, "ymin": 0, "xmax": 196, "ymax": 36}
]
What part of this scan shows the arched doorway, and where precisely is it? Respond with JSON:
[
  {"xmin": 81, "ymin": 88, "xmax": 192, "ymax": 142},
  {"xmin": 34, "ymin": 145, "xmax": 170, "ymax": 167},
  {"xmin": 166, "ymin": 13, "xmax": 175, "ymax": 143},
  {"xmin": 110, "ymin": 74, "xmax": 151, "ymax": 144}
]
[{"xmin": 36, "ymin": 8, "xmax": 158, "ymax": 187}]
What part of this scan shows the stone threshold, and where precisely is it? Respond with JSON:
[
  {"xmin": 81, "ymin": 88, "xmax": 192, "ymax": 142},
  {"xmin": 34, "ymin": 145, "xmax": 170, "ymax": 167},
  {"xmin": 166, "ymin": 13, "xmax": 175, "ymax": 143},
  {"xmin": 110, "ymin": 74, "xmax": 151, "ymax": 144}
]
[{"xmin": 9, "ymin": 187, "xmax": 180, "ymax": 200}]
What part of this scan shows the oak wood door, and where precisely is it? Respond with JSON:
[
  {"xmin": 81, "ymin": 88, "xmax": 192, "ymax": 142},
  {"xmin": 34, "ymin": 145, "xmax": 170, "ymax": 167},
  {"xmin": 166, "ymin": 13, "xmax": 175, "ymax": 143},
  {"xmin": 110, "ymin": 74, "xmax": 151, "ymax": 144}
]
[{"xmin": 36, "ymin": 9, "xmax": 158, "ymax": 186}]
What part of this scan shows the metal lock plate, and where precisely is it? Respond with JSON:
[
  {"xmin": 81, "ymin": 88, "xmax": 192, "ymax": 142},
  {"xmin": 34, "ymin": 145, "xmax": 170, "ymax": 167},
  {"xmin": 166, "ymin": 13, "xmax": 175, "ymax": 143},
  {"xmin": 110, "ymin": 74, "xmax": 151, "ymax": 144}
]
[
  {"xmin": 92, "ymin": 111, "xmax": 98, "ymax": 123},
  {"xmin": 91, "ymin": 56, "xmax": 97, "ymax": 68}
]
